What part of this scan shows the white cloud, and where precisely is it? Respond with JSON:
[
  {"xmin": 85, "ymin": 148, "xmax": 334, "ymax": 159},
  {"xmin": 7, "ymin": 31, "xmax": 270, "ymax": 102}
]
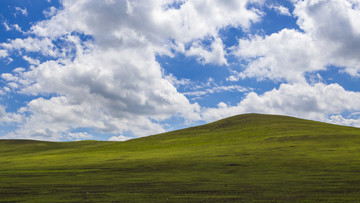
[
  {"xmin": 294, "ymin": 0, "xmax": 360, "ymax": 77},
  {"xmin": 43, "ymin": 6, "xmax": 57, "ymax": 18},
  {"xmin": 268, "ymin": 5, "xmax": 292, "ymax": 16},
  {"xmin": 66, "ymin": 132, "xmax": 93, "ymax": 140},
  {"xmin": 108, "ymin": 135, "xmax": 131, "ymax": 141},
  {"xmin": 0, "ymin": 105, "xmax": 23, "ymax": 124},
  {"xmin": 164, "ymin": 73, "xmax": 191, "ymax": 88},
  {"xmin": 1, "ymin": 37, "xmax": 60, "ymax": 57},
  {"xmin": 202, "ymin": 83, "xmax": 360, "ymax": 127},
  {"xmin": 30, "ymin": 0, "xmax": 263, "ymax": 42},
  {"xmin": 26, "ymin": 0, "xmax": 264, "ymax": 65},
  {"xmin": 1, "ymin": 73, "xmax": 18, "ymax": 81},
  {"xmin": 15, "ymin": 7, "xmax": 28, "ymax": 16},
  {"xmin": 4, "ymin": 47, "xmax": 200, "ymax": 139},
  {"xmin": 0, "ymin": 50, "xmax": 8, "ymax": 58},
  {"xmin": 23, "ymin": 56, "xmax": 40, "ymax": 65},
  {"xmin": 2, "ymin": 22, "xmax": 25, "ymax": 33},
  {"xmin": 185, "ymin": 37, "xmax": 228, "ymax": 66},
  {"xmin": 328, "ymin": 115, "xmax": 360, "ymax": 127},
  {"xmin": 3, "ymin": 22, "xmax": 11, "ymax": 31},
  {"xmin": 4, "ymin": 0, "xmax": 360, "ymax": 141},
  {"xmin": 231, "ymin": 0, "xmax": 360, "ymax": 82},
  {"xmin": 0, "ymin": 0, "xmax": 267, "ymax": 140},
  {"xmin": 6, "ymin": 96, "xmax": 164, "ymax": 140},
  {"xmin": 232, "ymin": 29, "xmax": 325, "ymax": 83},
  {"xmin": 13, "ymin": 67, "xmax": 26, "ymax": 73},
  {"xmin": 12, "ymin": 24, "xmax": 24, "ymax": 33},
  {"xmin": 184, "ymin": 85, "xmax": 249, "ymax": 97}
]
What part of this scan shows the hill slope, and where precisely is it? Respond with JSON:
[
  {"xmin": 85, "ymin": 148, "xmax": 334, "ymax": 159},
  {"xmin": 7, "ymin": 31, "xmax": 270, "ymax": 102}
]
[{"xmin": 1, "ymin": 113, "xmax": 360, "ymax": 202}]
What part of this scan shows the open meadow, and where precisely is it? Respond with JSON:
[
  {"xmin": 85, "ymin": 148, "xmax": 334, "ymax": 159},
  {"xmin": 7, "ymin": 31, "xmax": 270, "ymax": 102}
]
[{"xmin": 1, "ymin": 114, "xmax": 360, "ymax": 202}]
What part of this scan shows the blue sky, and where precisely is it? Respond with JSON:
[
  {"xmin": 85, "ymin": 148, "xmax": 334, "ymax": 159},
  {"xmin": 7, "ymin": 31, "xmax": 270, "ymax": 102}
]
[{"xmin": 0, "ymin": 0, "xmax": 360, "ymax": 141}]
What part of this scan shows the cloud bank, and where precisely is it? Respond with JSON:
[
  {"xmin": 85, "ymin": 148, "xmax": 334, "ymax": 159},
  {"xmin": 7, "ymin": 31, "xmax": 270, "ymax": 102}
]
[
  {"xmin": 1, "ymin": 0, "xmax": 360, "ymax": 140},
  {"xmin": 0, "ymin": 0, "xmax": 263, "ymax": 140}
]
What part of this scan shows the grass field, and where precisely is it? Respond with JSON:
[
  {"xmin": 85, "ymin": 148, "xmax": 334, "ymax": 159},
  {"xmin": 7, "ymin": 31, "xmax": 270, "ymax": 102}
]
[{"xmin": 1, "ymin": 113, "xmax": 360, "ymax": 202}]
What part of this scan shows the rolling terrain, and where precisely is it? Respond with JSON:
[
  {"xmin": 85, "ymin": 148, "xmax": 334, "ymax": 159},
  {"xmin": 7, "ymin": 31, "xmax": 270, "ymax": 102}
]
[{"xmin": 1, "ymin": 113, "xmax": 360, "ymax": 202}]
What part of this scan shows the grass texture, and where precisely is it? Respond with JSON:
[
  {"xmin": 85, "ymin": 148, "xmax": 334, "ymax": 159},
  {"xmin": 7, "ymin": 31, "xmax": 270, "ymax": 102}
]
[{"xmin": 1, "ymin": 113, "xmax": 360, "ymax": 202}]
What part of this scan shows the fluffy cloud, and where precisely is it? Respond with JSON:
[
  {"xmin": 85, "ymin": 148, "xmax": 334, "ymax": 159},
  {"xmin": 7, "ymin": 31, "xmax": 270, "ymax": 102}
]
[
  {"xmin": 1, "ymin": 37, "xmax": 60, "ymax": 57},
  {"xmin": 232, "ymin": 28, "xmax": 325, "ymax": 83},
  {"xmin": 6, "ymin": 96, "xmax": 167, "ymax": 140},
  {"xmin": 66, "ymin": 132, "xmax": 93, "ymax": 140},
  {"xmin": 27, "ymin": 0, "xmax": 263, "ymax": 65},
  {"xmin": 30, "ymin": 0, "xmax": 263, "ymax": 42},
  {"xmin": 0, "ymin": 105, "xmax": 23, "ymax": 124},
  {"xmin": 231, "ymin": 0, "xmax": 360, "ymax": 82},
  {"xmin": 2, "ymin": 0, "xmax": 360, "ymax": 141},
  {"xmin": 4, "ymin": 45, "xmax": 199, "ymax": 140},
  {"xmin": 202, "ymin": 83, "xmax": 360, "ymax": 126},
  {"xmin": 328, "ymin": 114, "xmax": 360, "ymax": 127},
  {"xmin": 108, "ymin": 135, "xmax": 131, "ymax": 142},
  {"xmin": 0, "ymin": 50, "xmax": 8, "ymax": 58},
  {"xmin": 2, "ymin": 0, "xmax": 265, "ymax": 140},
  {"xmin": 294, "ymin": 0, "xmax": 360, "ymax": 76},
  {"xmin": 185, "ymin": 37, "xmax": 228, "ymax": 66},
  {"xmin": 226, "ymin": 0, "xmax": 360, "ymax": 127}
]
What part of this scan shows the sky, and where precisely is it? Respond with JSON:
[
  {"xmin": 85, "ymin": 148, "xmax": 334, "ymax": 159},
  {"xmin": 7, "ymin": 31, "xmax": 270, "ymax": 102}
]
[{"xmin": 0, "ymin": 0, "xmax": 360, "ymax": 141}]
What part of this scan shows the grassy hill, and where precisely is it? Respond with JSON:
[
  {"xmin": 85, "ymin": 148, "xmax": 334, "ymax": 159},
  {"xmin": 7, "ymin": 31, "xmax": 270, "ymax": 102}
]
[{"xmin": 1, "ymin": 113, "xmax": 360, "ymax": 202}]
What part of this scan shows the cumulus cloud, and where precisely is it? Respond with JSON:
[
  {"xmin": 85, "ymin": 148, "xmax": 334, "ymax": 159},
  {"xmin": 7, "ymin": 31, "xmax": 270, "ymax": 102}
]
[
  {"xmin": 108, "ymin": 135, "xmax": 131, "ymax": 141},
  {"xmin": 30, "ymin": 0, "xmax": 263, "ymax": 41},
  {"xmin": 4, "ymin": 46, "xmax": 200, "ymax": 140},
  {"xmin": 2, "ymin": 0, "xmax": 360, "ymax": 141},
  {"xmin": 66, "ymin": 132, "xmax": 93, "ymax": 140},
  {"xmin": 0, "ymin": 105, "xmax": 23, "ymax": 124},
  {"xmin": 202, "ymin": 83, "xmax": 360, "ymax": 127},
  {"xmin": 26, "ymin": 0, "xmax": 263, "ymax": 65},
  {"xmin": 1, "ymin": 37, "xmax": 60, "ymax": 57},
  {"xmin": 294, "ymin": 0, "xmax": 360, "ymax": 76},
  {"xmin": 268, "ymin": 4, "xmax": 292, "ymax": 16},
  {"xmin": 1, "ymin": 0, "xmax": 265, "ymax": 140},
  {"xmin": 43, "ymin": 6, "xmax": 57, "ymax": 18},
  {"xmin": 5, "ymin": 96, "xmax": 167, "ymax": 141},
  {"xmin": 328, "ymin": 115, "xmax": 360, "ymax": 127},
  {"xmin": 232, "ymin": 29, "xmax": 325, "ymax": 83},
  {"xmin": 185, "ymin": 37, "xmax": 228, "ymax": 66},
  {"xmin": 22, "ymin": 56, "xmax": 40, "ymax": 65},
  {"xmin": 231, "ymin": 0, "xmax": 360, "ymax": 82},
  {"xmin": 0, "ymin": 50, "xmax": 8, "ymax": 58}
]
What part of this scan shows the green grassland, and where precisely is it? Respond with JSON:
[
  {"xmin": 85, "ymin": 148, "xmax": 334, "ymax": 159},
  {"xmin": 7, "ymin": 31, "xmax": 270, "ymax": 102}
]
[{"xmin": 1, "ymin": 113, "xmax": 360, "ymax": 202}]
